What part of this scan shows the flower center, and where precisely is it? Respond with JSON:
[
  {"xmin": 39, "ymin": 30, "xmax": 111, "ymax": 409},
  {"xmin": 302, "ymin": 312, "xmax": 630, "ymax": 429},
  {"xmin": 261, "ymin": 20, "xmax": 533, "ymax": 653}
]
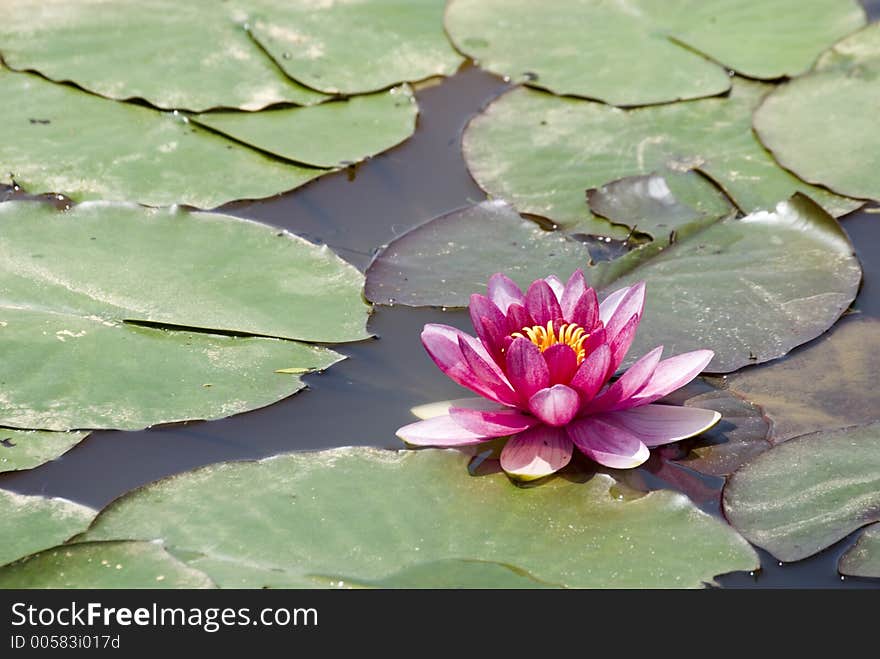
[{"xmin": 511, "ymin": 321, "xmax": 589, "ymax": 364}]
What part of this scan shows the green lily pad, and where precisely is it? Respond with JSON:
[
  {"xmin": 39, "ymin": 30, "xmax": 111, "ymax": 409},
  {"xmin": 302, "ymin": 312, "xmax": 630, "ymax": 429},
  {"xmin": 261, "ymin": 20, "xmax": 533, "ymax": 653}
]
[
  {"xmin": 723, "ymin": 422, "xmax": 880, "ymax": 563},
  {"xmin": 0, "ymin": 489, "xmax": 96, "ymax": 567},
  {"xmin": 716, "ymin": 318, "xmax": 879, "ymax": 443},
  {"xmin": 839, "ymin": 523, "xmax": 880, "ymax": 578},
  {"xmin": 753, "ymin": 23, "xmax": 880, "ymax": 202},
  {"xmin": 193, "ymin": 86, "xmax": 417, "ymax": 168},
  {"xmin": 0, "ymin": 0, "xmax": 329, "ymax": 112},
  {"xmin": 365, "ymin": 200, "xmax": 591, "ymax": 306},
  {"xmin": 81, "ymin": 447, "xmax": 758, "ymax": 588},
  {"xmin": 445, "ymin": 0, "xmax": 864, "ymax": 106},
  {"xmin": 332, "ymin": 559, "xmax": 552, "ymax": 589},
  {"xmin": 249, "ymin": 0, "xmax": 462, "ymax": 95},
  {"xmin": 365, "ymin": 193, "xmax": 861, "ymax": 372},
  {"xmin": 462, "ymin": 82, "xmax": 859, "ymax": 236},
  {"xmin": 0, "ymin": 541, "xmax": 217, "ymax": 589},
  {"xmin": 0, "ymin": 200, "xmax": 362, "ymax": 430},
  {"xmin": 0, "ymin": 429, "xmax": 89, "ymax": 473}
]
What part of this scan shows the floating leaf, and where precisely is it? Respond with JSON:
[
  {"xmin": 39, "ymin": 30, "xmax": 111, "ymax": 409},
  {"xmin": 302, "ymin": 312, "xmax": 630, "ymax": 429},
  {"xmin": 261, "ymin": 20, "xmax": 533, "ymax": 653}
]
[
  {"xmin": 81, "ymin": 447, "xmax": 758, "ymax": 588},
  {"xmin": 753, "ymin": 23, "xmax": 880, "ymax": 202},
  {"xmin": 331, "ymin": 559, "xmax": 551, "ymax": 589},
  {"xmin": 249, "ymin": 0, "xmax": 463, "ymax": 95},
  {"xmin": 839, "ymin": 523, "xmax": 880, "ymax": 578},
  {"xmin": 715, "ymin": 318, "xmax": 879, "ymax": 443},
  {"xmin": 0, "ymin": 201, "xmax": 362, "ymax": 430},
  {"xmin": 193, "ymin": 86, "xmax": 417, "ymax": 168},
  {"xmin": 365, "ymin": 193, "xmax": 861, "ymax": 372},
  {"xmin": 462, "ymin": 83, "xmax": 859, "ymax": 236},
  {"xmin": 365, "ymin": 200, "xmax": 591, "ymax": 306},
  {"xmin": 0, "ymin": 489, "xmax": 96, "ymax": 567},
  {"xmin": 723, "ymin": 422, "xmax": 880, "ymax": 563},
  {"xmin": 0, "ymin": 541, "xmax": 216, "ymax": 589},
  {"xmin": 445, "ymin": 0, "xmax": 864, "ymax": 105},
  {"xmin": 0, "ymin": 0, "xmax": 329, "ymax": 111},
  {"xmin": 0, "ymin": 429, "xmax": 89, "ymax": 473}
]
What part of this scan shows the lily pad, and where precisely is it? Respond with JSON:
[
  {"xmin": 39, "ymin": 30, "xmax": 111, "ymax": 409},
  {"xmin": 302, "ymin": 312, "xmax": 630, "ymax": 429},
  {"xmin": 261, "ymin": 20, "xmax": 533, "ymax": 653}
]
[
  {"xmin": 753, "ymin": 23, "xmax": 880, "ymax": 202},
  {"xmin": 445, "ymin": 0, "xmax": 864, "ymax": 106},
  {"xmin": 81, "ymin": 447, "xmax": 758, "ymax": 588},
  {"xmin": 0, "ymin": 429, "xmax": 90, "ymax": 473},
  {"xmin": 365, "ymin": 200, "xmax": 591, "ymax": 306},
  {"xmin": 365, "ymin": 193, "xmax": 862, "ymax": 373},
  {"xmin": 249, "ymin": 0, "xmax": 463, "ymax": 95},
  {"xmin": 0, "ymin": 489, "xmax": 96, "ymax": 567},
  {"xmin": 0, "ymin": 0, "xmax": 329, "ymax": 112},
  {"xmin": 0, "ymin": 541, "xmax": 216, "ymax": 589},
  {"xmin": 839, "ymin": 523, "xmax": 880, "ymax": 578},
  {"xmin": 462, "ymin": 82, "xmax": 859, "ymax": 236},
  {"xmin": 716, "ymin": 318, "xmax": 879, "ymax": 443},
  {"xmin": 193, "ymin": 86, "xmax": 417, "ymax": 168},
  {"xmin": 723, "ymin": 422, "xmax": 880, "ymax": 563},
  {"xmin": 0, "ymin": 200, "xmax": 362, "ymax": 430}
]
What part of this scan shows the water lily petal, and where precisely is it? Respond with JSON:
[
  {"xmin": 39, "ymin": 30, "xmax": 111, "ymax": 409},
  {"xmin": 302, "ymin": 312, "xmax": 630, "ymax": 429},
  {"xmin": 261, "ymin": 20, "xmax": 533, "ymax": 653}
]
[
  {"xmin": 543, "ymin": 343, "xmax": 578, "ymax": 385},
  {"xmin": 624, "ymin": 350, "xmax": 716, "ymax": 408},
  {"xmin": 396, "ymin": 415, "xmax": 492, "ymax": 447},
  {"xmin": 528, "ymin": 384, "xmax": 580, "ymax": 426},
  {"xmin": 457, "ymin": 336, "xmax": 519, "ymax": 406},
  {"xmin": 587, "ymin": 345, "xmax": 664, "ymax": 413},
  {"xmin": 582, "ymin": 326, "xmax": 607, "ymax": 355},
  {"xmin": 449, "ymin": 405, "xmax": 539, "ymax": 437},
  {"xmin": 607, "ymin": 312, "xmax": 641, "ymax": 377},
  {"xmin": 504, "ymin": 302, "xmax": 533, "ymax": 334},
  {"xmin": 421, "ymin": 324, "xmax": 515, "ymax": 405},
  {"xmin": 597, "ymin": 404, "xmax": 721, "ymax": 447},
  {"xmin": 603, "ymin": 281, "xmax": 646, "ymax": 343},
  {"xmin": 505, "ymin": 337, "xmax": 550, "ymax": 402},
  {"xmin": 499, "ymin": 425, "xmax": 573, "ymax": 481},
  {"xmin": 565, "ymin": 287, "xmax": 600, "ymax": 332},
  {"xmin": 561, "ymin": 269, "xmax": 587, "ymax": 315},
  {"xmin": 598, "ymin": 285, "xmax": 629, "ymax": 326},
  {"xmin": 525, "ymin": 279, "xmax": 563, "ymax": 326},
  {"xmin": 469, "ymin": 293, "xmax": 508, "ymax": 360},
  {"xmin": 567, "ymin": 416, "xmax": 650, "ymax": 469},
  {"xmin": 544, "ymin": 274, "xmax": 565, "ymax": 301},
  {"xmin": 488, "ymin": 273, "xmax": 524, "ymax": 313},
  {"xmin": 570, "ymin": 343, "xmax": 611, "ymax": 402}
]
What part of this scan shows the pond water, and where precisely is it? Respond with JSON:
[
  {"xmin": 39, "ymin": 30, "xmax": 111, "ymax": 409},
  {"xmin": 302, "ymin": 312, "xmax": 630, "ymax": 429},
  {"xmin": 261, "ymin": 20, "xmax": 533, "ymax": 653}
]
[{"xmin": 2, "ymin": 14, "xmax": 879, "ymax": 589}]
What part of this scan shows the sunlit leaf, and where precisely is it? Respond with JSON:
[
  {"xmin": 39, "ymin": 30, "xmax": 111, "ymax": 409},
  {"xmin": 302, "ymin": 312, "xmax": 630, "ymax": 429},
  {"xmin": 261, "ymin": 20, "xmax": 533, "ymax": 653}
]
[
  {"xmin": 0, "ymin": 429, "xmax": 89, "ymax": 473},
  {"xmin": 839, "ymin": 522, "xmax": 880, "ymax": 578}
]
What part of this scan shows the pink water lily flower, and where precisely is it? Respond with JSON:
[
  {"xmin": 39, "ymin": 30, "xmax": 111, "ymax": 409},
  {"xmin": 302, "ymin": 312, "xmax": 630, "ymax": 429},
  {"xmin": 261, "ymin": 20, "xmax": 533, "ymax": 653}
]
[{"xmin": 397, "ymin": 271, "xmax": 720, "ymax": 480}]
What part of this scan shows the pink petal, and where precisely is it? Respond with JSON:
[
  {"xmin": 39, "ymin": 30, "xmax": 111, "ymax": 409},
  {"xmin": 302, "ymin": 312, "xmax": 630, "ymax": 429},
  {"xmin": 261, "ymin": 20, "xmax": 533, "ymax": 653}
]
[
  {"xmin": 586, "ymin": 345, "xmax": 664, "ymax": 413},
  {"xmin": 468, "ymin": 293, "xmax": 509, "ymax": 362},
  {"xmin": 602, "ymin": 281, "xmax": 646, "ymax": 343},
  {"xmin": 564, "ymin": 288, "xmax": 600, "ymax": 331},
  {"xmin": 607, "ymin": 312, "xmax": 641, "ymax": 378},
  {"xmin": 505, "ymin": 337, "xmax": 550, "ymax": 403},
  {"xmin": 570, "ymin": 343, "xmax": 611, "ymax": 402},
  {"xmin": 567, "ymin": 416, "xmax": 650, "ymax": 469},
  {"xmin": 499, "ymin": 426, "xmax": 573, "ymax": 480},
  {"xmin": 582, "ymin": 327, "xmax": 607, "ymax": 355},
  {"xmin": 625, "ymin": 350, "xmax": 716, "ymax": 408},
  {"xmin": 528, "ymin": 384, "xmax": 580, "ymax": 426},
  {"xmin": 596, "ymin": 404, "xmax": 721, "ymax": 447},
  {"xmin": 421, "ymin": 324, "xmax": 515, "ymax": 406},
  {"xmin": 560, "ymin": 269, "xmax": 587, "ymax": 316},
  {"xmin": 544, "ymin": 275, "xmax": 565, "ymax": 302},
  {"xmin": 543, "ymin": 343, "xmax": 578, "ymax": 385},
  {"xmin": 598, "ymin": 285, "xmax": 629, "ymax": 326},
  {"xmin": 488, "ymin": 273, "xmax": 524, "ymax": 314},
  {"xmin": 457, "ymin": 336, "xmax": 520, "ymax": 406},
  {"xmin": 396, "ymin": 415, "xmax": 492, "ymax": 447},
  {"xmin": 525, "ymin": 279, "xmax": 563, "ymax": 326},
  {"xmin": 504, "ymin": 302, "xmax": 533, "ymax": 334},
  {"xmin": 449, "ymin": 405, "xmax": 540, "ymax": 437}
]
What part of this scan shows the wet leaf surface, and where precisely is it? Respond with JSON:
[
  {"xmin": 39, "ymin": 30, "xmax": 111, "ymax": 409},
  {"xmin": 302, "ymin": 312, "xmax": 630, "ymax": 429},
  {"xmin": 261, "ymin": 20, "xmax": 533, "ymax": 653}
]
[
  {"xmin": 0, "ymin": 540, "xmax": 216, "ymax": 589},
  {"xmin": 723, "ymin": 422, "xmax": 880, "ymax": 562},
  {"xmin": 839, "ymin": 522, "xmax": 880, "ymax": 578},
  {"xmin": 0, "ymin": 429, "xmax": 90, "ymax": 474},
  {"xmin": 462, "ymin": 82, "xmax": 859, "ymax": 236},
  {"xmin": 754, "ymin": 23, "xmax": 880, "ymax": 202},
  {"xmin": 446, "ymin": 0, "xmax": 864, "ymax": 105},
  {"xmin": 81, "ymin": 447, "xmax": 758, "ymax": 588}
]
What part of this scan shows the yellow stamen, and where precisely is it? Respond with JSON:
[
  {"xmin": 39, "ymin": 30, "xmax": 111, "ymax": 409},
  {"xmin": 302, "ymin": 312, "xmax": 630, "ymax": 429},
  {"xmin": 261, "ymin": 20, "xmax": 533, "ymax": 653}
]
[{"xmin": 510, "ymin": 320, "xmax": 590, "ymax": 364}]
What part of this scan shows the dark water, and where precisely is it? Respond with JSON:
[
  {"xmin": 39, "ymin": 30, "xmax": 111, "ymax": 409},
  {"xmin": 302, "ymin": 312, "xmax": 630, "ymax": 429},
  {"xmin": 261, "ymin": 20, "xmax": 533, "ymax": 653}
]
[{"xmin": 2, "ymin": 42, "xmax": 879, "ymax": 587}]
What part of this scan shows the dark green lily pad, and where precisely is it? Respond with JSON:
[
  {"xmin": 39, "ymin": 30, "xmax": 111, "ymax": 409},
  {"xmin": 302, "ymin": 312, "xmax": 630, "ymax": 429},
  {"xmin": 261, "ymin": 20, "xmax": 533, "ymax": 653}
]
[
  {"xmin": 723, "ymin": 422, "xmax": 880, "ymax": 563},
  {"xmin": 462, "ymin": 82, "xmax": 859, "ymax": 236},
  {"xmin": 0, "ymin": 541, "xmax": 216, "ymax": 589},
  {"xmin": 753, "ymin": 23, "xmax": 880, "ymax": 202},
  {"xmin": 0, "ymin": 489, "xmax": 96, "ymax": 567},
  {"xmin": 0, "ymin": 429, "xmax": 90, "ymax": 473},
  {"xmin": 0, "ymin": 0, "xmax": 329, "ymax": 111},
  {"xmin": 839, "ymin": 523, "xmax": 880, "ymax": 578},
  {"xmin": 445, "ymin": 0, "xmax": 864, "ymax": 105},
  {"xmin": 81, "ymin": 447, "xmax": 758, "ymax": 588}
]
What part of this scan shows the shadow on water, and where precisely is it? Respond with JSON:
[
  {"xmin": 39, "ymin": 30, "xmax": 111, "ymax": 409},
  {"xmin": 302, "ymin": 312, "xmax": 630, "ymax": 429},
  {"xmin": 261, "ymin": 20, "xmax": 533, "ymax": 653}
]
[{"xmin": 1, "ymin": 53, "xmax": 879, "ymax": 587}]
